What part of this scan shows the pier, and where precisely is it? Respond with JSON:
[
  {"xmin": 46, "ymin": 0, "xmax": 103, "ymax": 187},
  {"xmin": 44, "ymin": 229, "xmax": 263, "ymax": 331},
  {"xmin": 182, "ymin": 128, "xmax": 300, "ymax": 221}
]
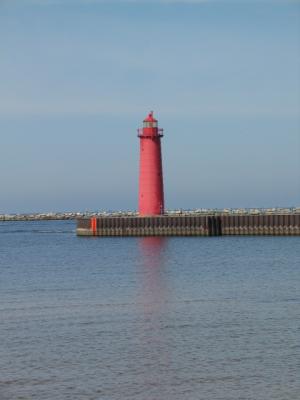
[{"xmin": 77, "ymin": 214, "xmax": 300, "ymax": 236}]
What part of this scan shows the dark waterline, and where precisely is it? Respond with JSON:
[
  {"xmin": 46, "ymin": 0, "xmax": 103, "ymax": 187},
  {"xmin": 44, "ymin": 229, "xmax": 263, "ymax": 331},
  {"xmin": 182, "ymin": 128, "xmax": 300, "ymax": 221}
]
[{"xmin": 1, "ymin": 220, "xmax": 299, "ymax": 400}]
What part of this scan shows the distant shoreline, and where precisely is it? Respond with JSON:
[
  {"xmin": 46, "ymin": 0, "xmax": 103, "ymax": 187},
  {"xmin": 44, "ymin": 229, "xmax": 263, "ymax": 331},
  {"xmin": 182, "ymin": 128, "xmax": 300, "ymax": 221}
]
[
  {"xmin": 1, "ymin": 208, "xmax": 299, "ymax": 222},
  {"xmin": 0, "ymin": 214, "xmax": 78, "ymax": 222}
]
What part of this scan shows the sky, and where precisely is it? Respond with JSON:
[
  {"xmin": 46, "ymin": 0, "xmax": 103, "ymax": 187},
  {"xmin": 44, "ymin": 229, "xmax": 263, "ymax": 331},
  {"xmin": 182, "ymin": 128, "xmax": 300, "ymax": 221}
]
[{"xmin": 0, "ymin": 0, "xmax": 299, "ymax": 213}]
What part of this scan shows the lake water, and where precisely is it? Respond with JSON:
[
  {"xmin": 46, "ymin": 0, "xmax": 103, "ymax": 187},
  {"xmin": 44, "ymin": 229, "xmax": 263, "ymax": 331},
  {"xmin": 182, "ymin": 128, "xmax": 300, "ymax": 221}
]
[{"xmin": 0, "ymin": 220, "xmax": 299, "ymax": 400}]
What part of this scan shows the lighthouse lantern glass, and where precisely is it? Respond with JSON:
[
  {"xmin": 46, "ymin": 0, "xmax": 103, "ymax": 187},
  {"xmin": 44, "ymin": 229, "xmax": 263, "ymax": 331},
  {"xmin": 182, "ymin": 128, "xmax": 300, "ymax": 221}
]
[{"xmin": 144, "ymin": 121, "xmax": 157, "ymax": 128}]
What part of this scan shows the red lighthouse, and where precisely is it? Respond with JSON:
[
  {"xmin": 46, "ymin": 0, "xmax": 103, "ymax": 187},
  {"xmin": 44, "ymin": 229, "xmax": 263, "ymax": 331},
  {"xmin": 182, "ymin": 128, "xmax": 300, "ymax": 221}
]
[{"xmin": 138, "ymin": 112, "xmax": 165, "ymax": 216}]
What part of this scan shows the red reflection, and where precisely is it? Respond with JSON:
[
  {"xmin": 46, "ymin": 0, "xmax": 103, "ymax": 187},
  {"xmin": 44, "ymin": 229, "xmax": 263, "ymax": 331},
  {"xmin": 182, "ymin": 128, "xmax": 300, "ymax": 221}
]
[
  {"xmin": 139, "ymin": 237, "xmax": 167, "ymax": 260},
  {"xmin": 138, "ymin": 237, "xmax": 168, "ymax": 314},
  {"xmin": 137, "ymin": 237, "xmax": 170, "ymax": 383}
]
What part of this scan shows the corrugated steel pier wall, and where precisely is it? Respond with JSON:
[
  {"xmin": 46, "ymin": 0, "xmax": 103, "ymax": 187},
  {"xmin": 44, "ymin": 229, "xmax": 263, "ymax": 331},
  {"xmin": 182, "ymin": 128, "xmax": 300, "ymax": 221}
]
[
  {"xmin": 77, "ymin": 214, "xmax": 300, "ymax": 236},
  {"xmin": 221, "ymin": 214, "xmax": 300, "ymax": 235}
]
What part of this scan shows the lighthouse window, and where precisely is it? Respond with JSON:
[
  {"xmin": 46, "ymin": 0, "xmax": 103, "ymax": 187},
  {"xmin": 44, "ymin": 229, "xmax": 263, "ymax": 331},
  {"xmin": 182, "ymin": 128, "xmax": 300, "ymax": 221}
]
[{"xmin": 143, "ymin": 122, "xmax": 157, "ymax": 128}]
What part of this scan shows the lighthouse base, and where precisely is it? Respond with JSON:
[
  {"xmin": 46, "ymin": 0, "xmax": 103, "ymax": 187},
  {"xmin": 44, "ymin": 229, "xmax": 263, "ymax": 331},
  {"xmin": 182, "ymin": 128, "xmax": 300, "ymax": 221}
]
[{"xmin": 76, "ymin": 214, "xmax": 300, "ymax": 236}]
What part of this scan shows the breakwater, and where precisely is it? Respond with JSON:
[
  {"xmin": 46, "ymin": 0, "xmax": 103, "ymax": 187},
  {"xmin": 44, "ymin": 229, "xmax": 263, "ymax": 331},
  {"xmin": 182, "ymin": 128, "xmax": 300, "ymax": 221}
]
[{"xmin": 77, "ymin": 214, "xmax": 300, "ymax": 236}]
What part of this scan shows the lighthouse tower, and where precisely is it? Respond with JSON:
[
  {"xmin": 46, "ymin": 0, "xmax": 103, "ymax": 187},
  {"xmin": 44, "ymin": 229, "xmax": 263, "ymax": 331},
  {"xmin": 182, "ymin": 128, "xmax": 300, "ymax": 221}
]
[{"xmin": 138, "ymin": 112, "xmax": 165, "ymax": 216}]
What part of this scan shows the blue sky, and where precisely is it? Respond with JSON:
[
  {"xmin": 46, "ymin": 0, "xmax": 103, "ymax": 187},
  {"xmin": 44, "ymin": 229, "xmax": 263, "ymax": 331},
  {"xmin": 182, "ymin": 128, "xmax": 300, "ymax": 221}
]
[{"xmin": 0, "ymin": 0, "xmax": 299, "ymax": 213}]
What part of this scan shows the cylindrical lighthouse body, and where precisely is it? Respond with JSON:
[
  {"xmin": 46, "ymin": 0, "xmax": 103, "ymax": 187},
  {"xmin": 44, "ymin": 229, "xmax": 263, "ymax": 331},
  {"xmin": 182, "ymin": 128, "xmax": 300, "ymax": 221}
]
[{"xmin": 138, "ymin": 112, "xmax": 164, "ymax": 216}]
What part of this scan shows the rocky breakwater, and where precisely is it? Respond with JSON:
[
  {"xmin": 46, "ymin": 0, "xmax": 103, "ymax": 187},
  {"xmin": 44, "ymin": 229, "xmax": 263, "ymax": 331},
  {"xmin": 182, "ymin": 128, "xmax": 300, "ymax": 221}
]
[{"xmin": 0, "ymin": 212, "xmax": 82, "ymax": 221}]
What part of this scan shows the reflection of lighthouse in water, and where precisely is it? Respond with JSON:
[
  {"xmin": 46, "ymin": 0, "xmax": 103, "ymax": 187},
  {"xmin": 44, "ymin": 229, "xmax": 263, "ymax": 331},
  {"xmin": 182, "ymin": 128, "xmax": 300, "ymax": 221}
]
[
  {"xmin": 138, "ymin": 112, "xmax": 164, "ymax": 216},
  {"xmin": 136, "ymin": 237, "xmax": 171, "ymax": 390},
  {"xmin": 138, "ymin": 237, "xmax": 168, "ymax": 315}
]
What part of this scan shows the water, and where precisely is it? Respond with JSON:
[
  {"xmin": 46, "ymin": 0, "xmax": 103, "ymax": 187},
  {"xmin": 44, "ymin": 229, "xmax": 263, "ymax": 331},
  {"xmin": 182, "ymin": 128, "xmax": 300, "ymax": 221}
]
[{"xmin": 0, "ymin": 220, "xmax": 299, "ymax": 400}]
